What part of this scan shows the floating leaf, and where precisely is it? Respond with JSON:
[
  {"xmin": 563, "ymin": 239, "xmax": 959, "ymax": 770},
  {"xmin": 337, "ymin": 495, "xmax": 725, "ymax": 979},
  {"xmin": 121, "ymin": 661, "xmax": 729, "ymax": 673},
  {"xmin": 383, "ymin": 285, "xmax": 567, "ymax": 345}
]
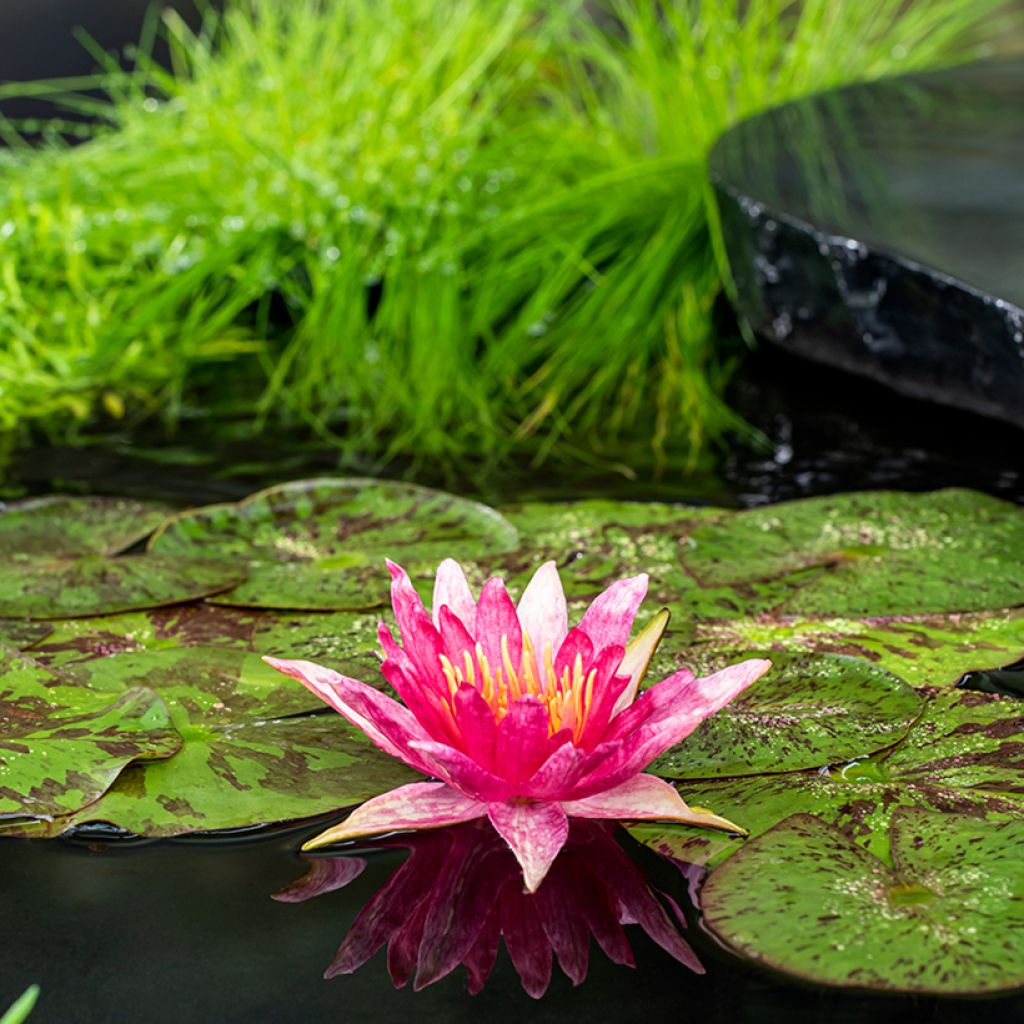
[
  {"xmin": 28, "ymin": 605, "xmax": 384, "ymax": 682},
  {"xmin": 0, "ymin": 649, "xmax": 180, "ymax": 821},
  {"xmin": 636, "ymin": 689, "xmax": 1024, "ymax": 870},
  {"xmin": 700, "ymin": 811, "xmax": 1024, "ymax": 995},
  {"xmin": 653, "ymin": 653, "xmax": 922, "ymax": 779},
  {"xmin": 147, "ymin": 478, "xmax": 519, "ymax": 610},
  {"xmin": 681, "ymin": 490, "xmax": 1024, "ymax": 616},
  {"xmin": 8, "ymin": 645, "xmax": 418, "ymax": 836},
  {"xmin": 0, "ymin": 556, "xmax": 245, "ymax": 619},
  {"xmin": 0, "ymin": 620, "xmax": 52, "ymax": 650},
  {"xmin": 695, "ymin": 610, "xmax": 1024, "ymax": 688},
  {"xmin": 37, "ymin": 713, "xmax": 418, "ymax": 837},
  {"xmin": 0, "ymin": 495, "xmax": 174, "ymax": 559}
]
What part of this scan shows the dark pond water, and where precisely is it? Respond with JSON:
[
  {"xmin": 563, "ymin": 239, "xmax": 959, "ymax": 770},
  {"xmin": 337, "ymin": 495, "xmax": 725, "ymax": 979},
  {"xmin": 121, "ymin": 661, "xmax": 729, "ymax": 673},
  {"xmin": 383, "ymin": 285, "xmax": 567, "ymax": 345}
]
[{"xmin": 4, "ymin": 820, "xmax": 1023, "ymax": 1024}]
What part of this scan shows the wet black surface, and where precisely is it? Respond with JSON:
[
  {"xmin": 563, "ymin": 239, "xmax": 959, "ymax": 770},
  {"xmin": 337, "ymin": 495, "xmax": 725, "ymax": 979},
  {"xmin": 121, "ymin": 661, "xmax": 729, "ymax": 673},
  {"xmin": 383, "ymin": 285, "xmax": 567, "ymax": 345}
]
[
  {"xmin": 3, "ymin": 825, "xmax": 1023, "ymax": 1024},
  {"xmin": 711, "ymin": 59, "xmax": 1024, "ymax": 429}
]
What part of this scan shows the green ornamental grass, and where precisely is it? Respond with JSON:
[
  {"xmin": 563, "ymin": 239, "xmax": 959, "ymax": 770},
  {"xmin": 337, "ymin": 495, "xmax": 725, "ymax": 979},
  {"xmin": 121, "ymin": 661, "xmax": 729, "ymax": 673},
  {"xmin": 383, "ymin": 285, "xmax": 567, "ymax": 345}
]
[{"xmin": 0, "ymin": 0, "xmax": 1015, "ymax": 473}]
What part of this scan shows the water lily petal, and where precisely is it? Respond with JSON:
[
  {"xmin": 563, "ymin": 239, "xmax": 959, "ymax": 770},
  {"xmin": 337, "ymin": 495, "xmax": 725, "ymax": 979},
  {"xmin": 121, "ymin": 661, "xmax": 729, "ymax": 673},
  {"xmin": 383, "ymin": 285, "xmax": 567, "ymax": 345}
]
[
  {"xmin": 611, "ymin": 608, "xmax": 670, "ymax": 716},
  {"xmin": 568, "ymin": 659, "xmax": 772, "ymax": 797},
  {"xmin": 452, "ymin": 684, "xmax": 498, "ymax": 771},
  {"xmin": 301, "ymin": 781, "xmax": 486, "ymax": 850},
  {"xmin": 516, "ymin": 560, "xmax": 568, "ymax": 678},
  {"xmin": 431, "ymin": 557, "xmax": 477, "ymax": 633},
  {"xmin": 577, "ymin": 573, "xmax": 648, "ymax": 651},
  {"xmin": 387, "ymin": 560, "xmax": 447, "ymax": 679},
  {"xmin": 475, "ymin": 577, "xmax": 522, "ymax": 672},
  {"xmin": 379, "ymin": 651, "xmax": 462, "ymax": 747},
  {"xmin": 487, "ymin": 799, "xmax": 570, "ymax": 893},
  {"xmin": 263, "ymin": 656, "xmax": 434, "ymax": 773},
  {"xmin": 495, "ymin": 696, "xmax": 556, "ymax": 784},
  {"xmin": 560, "ymin": 773, "xmax": 742, "ymax": 833},
  {"xmin": 553, "ymin": 626, "xmax": 595, "ymax": 679},
  {"xmin": 409, "ymin": 739, "xmax": 513, "ymax": 802},
  {"xmin": 437, "ymin": 605, "xmax": 475, "ymax": 667}
]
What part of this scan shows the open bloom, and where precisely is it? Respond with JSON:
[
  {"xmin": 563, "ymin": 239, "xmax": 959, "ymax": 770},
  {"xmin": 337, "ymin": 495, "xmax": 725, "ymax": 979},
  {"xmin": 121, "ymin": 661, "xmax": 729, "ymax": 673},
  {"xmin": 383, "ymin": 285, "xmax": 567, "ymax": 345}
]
[{"xmin": 265, "ymin": 559, "xmax": 770, "ymax": 892}]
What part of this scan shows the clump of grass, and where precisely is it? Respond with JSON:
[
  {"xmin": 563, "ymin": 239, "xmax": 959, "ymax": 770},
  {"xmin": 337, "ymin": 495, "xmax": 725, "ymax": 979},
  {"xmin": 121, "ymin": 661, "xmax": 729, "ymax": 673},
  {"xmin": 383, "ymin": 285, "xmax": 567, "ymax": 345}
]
[{"xmin": 0, "ymin": 1, "xmax": 1016, "ymax": 474}]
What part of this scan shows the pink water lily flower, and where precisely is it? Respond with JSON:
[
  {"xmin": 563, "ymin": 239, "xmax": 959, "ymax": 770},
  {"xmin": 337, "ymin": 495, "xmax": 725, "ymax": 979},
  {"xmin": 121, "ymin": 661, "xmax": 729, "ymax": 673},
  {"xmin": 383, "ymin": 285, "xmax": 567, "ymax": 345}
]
[{"xmin": 265, "ymin": 559, "xmax": 770, "ymax": 892}]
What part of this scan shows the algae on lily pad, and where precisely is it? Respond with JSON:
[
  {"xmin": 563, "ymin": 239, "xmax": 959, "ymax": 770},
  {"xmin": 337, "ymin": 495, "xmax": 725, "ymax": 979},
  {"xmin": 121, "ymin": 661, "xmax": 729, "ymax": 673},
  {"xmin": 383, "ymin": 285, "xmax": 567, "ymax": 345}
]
[
  {"xmin": 638, "ymin": 687, "xmax": 1024, "ymax": 870},
  {"xmin": 653, "ymin": 652, "xmax": 923, "ymax": 779},
  {"xmin": 0, "ymin": 555, "xmax": 245, "ymax": 619},
  {"xmin": 9, "ymin": 644, "xmax": 418, "ymax": 837},
  {"xmin": 681, "ymin": 489, "xmax": 1024, "ymax": 616},
  {"xmin": 0, "ymin": 496, "xmax": 174, "ymax": 559},
  {"xmin": 701, "ymin": 810, "xmax": 1024, "ymax": 994},
  {"xmin": 0, "ymin": 649, "xmax": 180, "ymax": 821},
  {"xmin": 0, "ymin": 620, "xmax": 52, "ymax": 651},
  {"xmin": 695, "ymin": 609, "xmax": 1024, "ymax": 689},
  {"xmin": 147, "ymin": 478, "xmax": 519, "ymax": 610}
]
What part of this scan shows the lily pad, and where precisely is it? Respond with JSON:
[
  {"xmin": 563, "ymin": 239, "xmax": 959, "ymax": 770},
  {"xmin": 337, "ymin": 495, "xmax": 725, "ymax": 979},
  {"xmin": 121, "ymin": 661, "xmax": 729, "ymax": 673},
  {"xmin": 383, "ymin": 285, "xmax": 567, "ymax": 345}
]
[
  {"xmin": 0, "ymin": 495, "xmax": 174, "ymax": 559},
  {"xmin": 695, "ymin": 610, "xmax": 1024, "ymax": 688},
  {"xmin": 147, "ymin": 478, "xmax": 519, "ymax": 610},
  {"xmin": 681, "ymin": 490, "xmax": 1024, "ymax": 616},
  {"xmin": 36, "ymin": 712, "xmax": 419, "ymax": 837},
  {"xmin": 652, "ymin": 653, "xmax": 923, "ymax": 779},
  {"xmin": 8, "ymin": 645, "xmax": 418, "ymax": 836},
  {"xmin": 0, "ymin": 620, "xmax": 52, "ymax": 650},
  {"xmin": 0, "ymin": 649, "xmax": 180, "ymax": 821},
  {"xmin": 700, "ymin": 811, "xmax": 1024, "ymax": 994},
  {"xmin": 28, "ymin": 605, "xmax": 384, "ymax": 682},
  {"xmin": 0, "ymin": 555, "xmax": 245, "ymax": 619},
  {"xmin": 638, "ymin": 688, "xmax": 1024, "ymax": 869}
]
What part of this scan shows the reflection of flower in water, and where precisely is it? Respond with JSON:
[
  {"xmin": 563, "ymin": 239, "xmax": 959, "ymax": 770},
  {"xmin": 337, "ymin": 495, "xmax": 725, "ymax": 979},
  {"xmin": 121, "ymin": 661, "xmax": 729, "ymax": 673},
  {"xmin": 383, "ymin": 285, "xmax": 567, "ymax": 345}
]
[
  {"xmin": 266, "ymin": 559, "xmax": 770, "ymax": 891},
  {"xmin": 273, "ymin": 819, "xmax": 700, "ymax": 998}
]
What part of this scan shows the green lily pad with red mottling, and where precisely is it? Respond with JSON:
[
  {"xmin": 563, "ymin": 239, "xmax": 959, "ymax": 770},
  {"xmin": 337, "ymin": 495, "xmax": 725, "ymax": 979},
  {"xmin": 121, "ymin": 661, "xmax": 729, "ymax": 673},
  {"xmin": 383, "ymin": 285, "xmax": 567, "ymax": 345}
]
[
  {"xmin": 0, "ymin": 495, "xmax": 175, "ymax": 559},
  {"xmin": 28, "ymin": 604, "xmax": 384, "ymax": 683},
  {"xmin": 681, "ymin": 489, "xmax": 1024, "ymax": 617},
  {"xmin": 0, "ymin": 555, "xmax": 245, "ymax": 619},
  {"xmin": 695, "ymin": 610, "xmax": 1024, "ymax": 689},
  {"xmin": 652, "ymin": 652, "xmax": 923, "ymax": 779},
  {"xmin": 637, "ymin": 688, "xmax": 1024, "ymax": 870},
  {"xmin": 146, "ymin": 478, "xmax": 518, "ymax": 610},
  {"xmin": 7, "ymin": 645, "xmax": 419, "ymax": 837},
  {"xmin": 700, "ymin": 810, "xmax": 1024, "ymax": 995},
  {"xmin": 31, "ymin": 712, "xmax": 419, "ymax": 838},
  {"xmin": 0, "ymin": 648, "xmax": 180, "ymax": 821},
  {"xmin": 0, "ymin": 619, "xmax": 52, "ymax": 651}
]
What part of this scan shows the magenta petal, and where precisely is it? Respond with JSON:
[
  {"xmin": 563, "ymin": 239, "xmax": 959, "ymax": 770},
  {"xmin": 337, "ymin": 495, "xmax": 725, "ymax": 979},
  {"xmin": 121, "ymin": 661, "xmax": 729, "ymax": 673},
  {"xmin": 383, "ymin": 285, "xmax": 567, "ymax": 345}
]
[
  {"xmin": 516, "ymin": 560, "xmax": 568, "ymax": 677},
  {"xmin": 534, "ymin": 864, "xmax": 591, "ymax": 986},
  {"xmin": 438, "ymin": 604, "xmax": 476, "ymax": 666},
  {"xmin": 495, "ymin": 697, "xmax": 553, "ymax": 785},
  {"xmin": 561, "ymin": 773, "xmax": 700, "ymax": 821},
  {"xmin": 577, "ymin": 574, "xmax": 648, "ymax": 651},
  {"xmin": 568, "ymin": 660, "xmax": 771, "ymax": 797},
  {"xmin": 487, "ymin": 799, "xmax": 569, "ymax": 893},
  {"xmin": 431, "ymin": 558, "xmax": 477, "ymax": 633},
  {"xmin": 451, "ymin": 684, "xmax": 498, "ymax": 771},
  {"xmin": 475, "ymin": 577, "xmax": 523, "ymax": 672},
  {"xmin": 522, "ymin": 735, "xmax": 622, "ymax": 799},
  {"xmin": 388, "ymin": 898, "xmax": 431, "ymax": 989},
  {"xmin": 378, "ymin": 657, "xmax": 460, "ymax": 747},
  {"xmin": 387, "ymin": 561, "xmax": 448, "ymax": 678},
  {"xmin": 301, "ymin": 782, "xmax": 486, "ymax": 849},
  {"xmin": 271, "ymin": 856, "xmax": 367, "ymax": 903},
  {"xmin": 603, "ymin": 666, "xmax": 697, "ymax": 742},
  {"xmin": 408, "ymin": 740, "xmax": 513, "ymax": 802},
  {"xmin": 553, "ymin": 626, "xmax": 595, "ymax": 679},
  {"xmin": 263, "ymin": 657, "xmax": 434, "ymax": 774},
  {"xmin": 464, "ymin": 914, "xmax": 502, "ymax": 995}
]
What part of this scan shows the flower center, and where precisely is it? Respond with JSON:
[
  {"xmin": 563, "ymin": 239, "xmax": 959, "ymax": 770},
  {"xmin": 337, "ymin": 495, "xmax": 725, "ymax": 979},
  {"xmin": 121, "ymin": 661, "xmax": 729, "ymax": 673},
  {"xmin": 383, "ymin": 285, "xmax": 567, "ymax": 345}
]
[{"xmin": 438, "ymin": 633, "xmax": 596, "ymax": 741}]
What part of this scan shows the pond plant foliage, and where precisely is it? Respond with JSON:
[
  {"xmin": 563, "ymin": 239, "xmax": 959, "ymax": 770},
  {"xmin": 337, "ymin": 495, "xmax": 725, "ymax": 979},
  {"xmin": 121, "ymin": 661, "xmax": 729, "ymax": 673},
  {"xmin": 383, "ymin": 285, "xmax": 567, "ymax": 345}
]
[
  {"xmin": 1, "ymin": 478, "xmax": 1023, "ymax": 994},
  {"xmin": 0, "ymin": 0, "xmax": 1016, "ymax": 473}
]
